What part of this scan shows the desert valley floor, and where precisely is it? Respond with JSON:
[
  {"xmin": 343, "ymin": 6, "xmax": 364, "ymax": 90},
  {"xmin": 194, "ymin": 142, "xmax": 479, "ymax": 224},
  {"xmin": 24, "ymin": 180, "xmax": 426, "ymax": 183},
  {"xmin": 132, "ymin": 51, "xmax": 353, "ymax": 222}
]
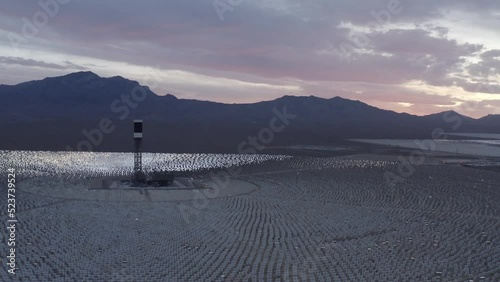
[{"xmin": 1, "ymin": 154, "xmax": 500, "ymax": 281}]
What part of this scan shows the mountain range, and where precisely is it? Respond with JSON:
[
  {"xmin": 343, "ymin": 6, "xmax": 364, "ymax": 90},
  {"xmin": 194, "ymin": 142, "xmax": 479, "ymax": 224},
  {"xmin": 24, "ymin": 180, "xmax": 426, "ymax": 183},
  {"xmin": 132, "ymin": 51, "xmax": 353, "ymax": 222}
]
[{"xmin": 1, "ymin": 71, "xmax": 499, "ymax": 153}]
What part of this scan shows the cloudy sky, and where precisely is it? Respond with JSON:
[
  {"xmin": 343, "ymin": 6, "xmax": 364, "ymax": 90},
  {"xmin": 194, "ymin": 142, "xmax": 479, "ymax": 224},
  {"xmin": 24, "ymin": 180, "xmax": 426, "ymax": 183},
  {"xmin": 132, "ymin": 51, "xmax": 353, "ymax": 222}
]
[{"xmin": 1, "ymin": 0, "xmax": 499, "ymax": 117}]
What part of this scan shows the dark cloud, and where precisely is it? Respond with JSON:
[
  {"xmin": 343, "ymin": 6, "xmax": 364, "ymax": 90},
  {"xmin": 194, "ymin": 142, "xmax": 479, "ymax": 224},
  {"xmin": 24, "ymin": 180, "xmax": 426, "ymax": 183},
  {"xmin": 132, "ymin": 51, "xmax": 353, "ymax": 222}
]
[{"xmin": 0, "ymin": 56, "xmax": 85, "ymax": 70}]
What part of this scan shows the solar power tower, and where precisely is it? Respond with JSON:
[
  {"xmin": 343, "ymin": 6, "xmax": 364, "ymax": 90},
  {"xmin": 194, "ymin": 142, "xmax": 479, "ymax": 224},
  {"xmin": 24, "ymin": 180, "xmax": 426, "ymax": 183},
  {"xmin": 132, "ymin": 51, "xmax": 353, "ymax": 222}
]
[{"xmin": 133, "ymin": 120, "xmax": 145, "ymax": 184}]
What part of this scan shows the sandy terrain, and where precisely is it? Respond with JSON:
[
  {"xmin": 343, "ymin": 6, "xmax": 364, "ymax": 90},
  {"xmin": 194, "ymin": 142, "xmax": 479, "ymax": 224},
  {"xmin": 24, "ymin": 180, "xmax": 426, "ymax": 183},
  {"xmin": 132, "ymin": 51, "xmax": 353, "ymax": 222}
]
[{"xmin": 1, "ymin": 154, "xmax": 499, "ymax": 281}]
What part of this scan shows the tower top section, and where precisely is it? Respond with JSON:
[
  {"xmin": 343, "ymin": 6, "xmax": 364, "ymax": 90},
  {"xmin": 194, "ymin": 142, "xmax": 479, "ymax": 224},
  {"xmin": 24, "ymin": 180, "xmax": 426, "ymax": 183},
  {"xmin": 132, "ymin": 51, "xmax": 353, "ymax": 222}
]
[{"xmin": 134, "ymin": 120, "xmax": 143, "ymax": 139}]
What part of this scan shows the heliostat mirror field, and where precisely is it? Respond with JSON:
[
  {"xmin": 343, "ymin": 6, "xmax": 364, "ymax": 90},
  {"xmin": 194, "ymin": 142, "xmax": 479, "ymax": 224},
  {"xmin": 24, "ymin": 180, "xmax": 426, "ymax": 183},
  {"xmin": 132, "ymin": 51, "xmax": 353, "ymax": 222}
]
[{"xmin": 1, "ymin": 150, "xmax": 499, "ymax": 281}]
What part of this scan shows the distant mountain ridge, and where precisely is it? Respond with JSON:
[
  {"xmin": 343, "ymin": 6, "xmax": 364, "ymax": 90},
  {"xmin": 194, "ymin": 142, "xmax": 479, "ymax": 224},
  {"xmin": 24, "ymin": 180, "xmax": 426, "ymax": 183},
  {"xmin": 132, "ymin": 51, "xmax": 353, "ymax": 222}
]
[{"xmin": 1, "ymin": 72, "xmax": 499, "ymax": 153}]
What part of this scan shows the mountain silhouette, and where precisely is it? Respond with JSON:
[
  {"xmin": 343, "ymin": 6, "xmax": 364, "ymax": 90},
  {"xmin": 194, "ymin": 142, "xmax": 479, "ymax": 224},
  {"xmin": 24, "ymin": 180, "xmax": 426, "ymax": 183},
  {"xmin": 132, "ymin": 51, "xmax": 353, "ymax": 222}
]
[{"xmin": 1, "ymin": 72, "xmax": 499, "ymax": 153}]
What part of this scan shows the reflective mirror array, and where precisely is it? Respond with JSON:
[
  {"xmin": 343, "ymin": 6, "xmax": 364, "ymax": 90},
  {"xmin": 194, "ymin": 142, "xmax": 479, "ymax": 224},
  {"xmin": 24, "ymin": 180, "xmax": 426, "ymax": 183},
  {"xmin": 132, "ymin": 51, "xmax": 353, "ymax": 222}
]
[
  {"xmin": 0, "ymin": 150, "xmax": 291, "ymax": 179},
  {"xmin": 1, "ymin": 151, "xmax": 499, "ymax": 281}
]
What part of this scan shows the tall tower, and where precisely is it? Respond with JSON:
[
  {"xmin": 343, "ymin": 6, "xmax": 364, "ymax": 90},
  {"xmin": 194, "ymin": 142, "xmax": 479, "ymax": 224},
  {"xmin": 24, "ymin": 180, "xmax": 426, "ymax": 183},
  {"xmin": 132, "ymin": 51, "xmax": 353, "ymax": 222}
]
[{"xmin": 133, "ymin": 119, "xmax": 145, "ymax": 184}]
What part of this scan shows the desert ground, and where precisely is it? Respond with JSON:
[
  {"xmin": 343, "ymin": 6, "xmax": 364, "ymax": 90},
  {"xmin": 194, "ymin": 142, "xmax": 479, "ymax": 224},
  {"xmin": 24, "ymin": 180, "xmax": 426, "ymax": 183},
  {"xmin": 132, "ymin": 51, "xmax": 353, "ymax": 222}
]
[{"xmin": 1, "ymin": 149, "xmax": 500, "ymax": 281}]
